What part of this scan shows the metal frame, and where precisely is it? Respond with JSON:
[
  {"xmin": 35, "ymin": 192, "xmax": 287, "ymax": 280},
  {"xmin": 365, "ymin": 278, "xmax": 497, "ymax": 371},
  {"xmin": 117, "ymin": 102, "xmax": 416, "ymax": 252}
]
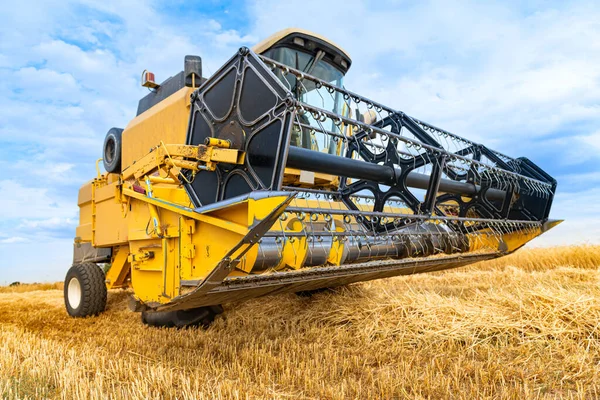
[
  {"xmin": 183, "ymin": 48, "xmax": 296, "ymax": 207},
  {"xmin": 256, "ymin": 53, "xmax": 556, "ymax": 234}
]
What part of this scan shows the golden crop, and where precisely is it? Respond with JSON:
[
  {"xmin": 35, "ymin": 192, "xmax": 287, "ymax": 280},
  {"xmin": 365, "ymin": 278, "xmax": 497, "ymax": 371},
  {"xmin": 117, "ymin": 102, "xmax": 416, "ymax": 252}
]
[{"xmin": 1, "ymin": 245, "xmax": 599, "ymax": 399}]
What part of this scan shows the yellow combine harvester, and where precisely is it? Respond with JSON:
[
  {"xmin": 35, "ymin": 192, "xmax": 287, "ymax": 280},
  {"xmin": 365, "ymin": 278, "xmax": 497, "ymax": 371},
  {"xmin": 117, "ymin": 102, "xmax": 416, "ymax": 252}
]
[{"xmin": 64, "ymin": 28, "xmax": 560, "ymax": 327}]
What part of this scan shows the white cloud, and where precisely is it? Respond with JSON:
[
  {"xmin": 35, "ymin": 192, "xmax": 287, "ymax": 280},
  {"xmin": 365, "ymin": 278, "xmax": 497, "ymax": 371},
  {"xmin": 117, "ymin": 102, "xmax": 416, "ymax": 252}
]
[
  {"xmin": 18, "ymin": 217, "xmax": 77, "ymax": 230},
  {"xmin": 9, "ymin": 160, "xmax": 77, "ymax": 185},
  {"xmin": 557, "ymin": 171, "xmax": 600, "ymax": 187},
  {"xmin": 0, "ymin": 180, "xmax": 77, "ymax": 220},
  {"xmin": 580, "ymin": 131, "xmax": 600, "ymax": 152},
  {"xmin": 0, "ymin": 237, "xmax": 29, "ymax": 244},
  {"xmin": 13, "ymin": 67, "xmax": 79, "ymax": 97},
  {"xmin": 213, "ymin": 30, "xmax": 258, "ymax": 48}
]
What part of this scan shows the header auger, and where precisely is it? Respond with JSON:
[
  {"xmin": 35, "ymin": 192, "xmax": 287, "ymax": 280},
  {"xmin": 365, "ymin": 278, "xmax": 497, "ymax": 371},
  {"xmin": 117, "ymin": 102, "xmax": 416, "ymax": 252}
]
[{"xmin": 65, "ymin": 28, "xmax": 560, "ymax": 327}]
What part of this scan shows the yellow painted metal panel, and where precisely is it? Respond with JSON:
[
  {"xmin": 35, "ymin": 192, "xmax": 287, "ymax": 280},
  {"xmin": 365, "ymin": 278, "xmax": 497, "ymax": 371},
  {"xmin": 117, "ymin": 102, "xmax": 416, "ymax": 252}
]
[
  {"xmin": 76, "ymin": 182, "xmax": 94, "ymax": 241},
  {"xmin": 121, "ymin": 87, "xmax": 195, "ymax": 170},
  {"xmin": 95, "ymin": 183, "xmax": 115, "ymax": 203},
  {"xmin": 78, "ymin": 202, "xmax": 93, "ymax": 231},
  {"xmin": 77, "ymin": 181, "xmax": 93, "ymax": 206},
  {"xmin": 94, "ymin": 181, "xmax": 128, "ymax": 247},
  {"xmin": 75, "ymin": 223, "xmax": 92, "ymax": 242},
  {"xmin": 105, "ymin": 245, "xmax": 131, "ymax": 289}
]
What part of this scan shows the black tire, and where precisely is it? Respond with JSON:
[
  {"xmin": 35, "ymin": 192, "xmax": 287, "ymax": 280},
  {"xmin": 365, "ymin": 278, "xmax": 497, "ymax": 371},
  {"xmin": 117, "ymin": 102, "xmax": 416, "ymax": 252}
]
[
  {"xmin": 102, "ymin": 127, "xmax": 123, "ymax": 173},
  {"xmin": 295, "ymin": 287, "xmax": 337, "ymax": 297},
  {"xmin": 64, "ymin": 263, "xmax": 107, "ymax": 317},
  {"xmin": 141, "ymin": 305, "xmax": 223, "ymax": 328}
]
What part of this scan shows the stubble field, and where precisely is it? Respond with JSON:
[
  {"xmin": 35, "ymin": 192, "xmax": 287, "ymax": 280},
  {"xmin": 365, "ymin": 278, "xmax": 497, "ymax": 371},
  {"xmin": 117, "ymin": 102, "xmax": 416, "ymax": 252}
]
[{"xmin": 1, "ymin": 246, "xmax": 600, "ymax": 399}]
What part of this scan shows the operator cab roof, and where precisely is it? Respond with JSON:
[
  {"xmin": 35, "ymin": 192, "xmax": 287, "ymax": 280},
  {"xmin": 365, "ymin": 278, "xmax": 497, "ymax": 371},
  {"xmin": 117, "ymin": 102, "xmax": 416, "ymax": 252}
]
[{"xmin": 252, "ymin": 28, "xmax": 352, "ymax": 75}]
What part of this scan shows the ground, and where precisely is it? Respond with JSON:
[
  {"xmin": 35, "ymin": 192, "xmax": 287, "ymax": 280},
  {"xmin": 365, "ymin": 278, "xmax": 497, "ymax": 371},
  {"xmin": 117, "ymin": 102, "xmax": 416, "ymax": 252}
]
[{"xmin": 1, "ymin": 246, "xmax": 599, "ymax": 399}]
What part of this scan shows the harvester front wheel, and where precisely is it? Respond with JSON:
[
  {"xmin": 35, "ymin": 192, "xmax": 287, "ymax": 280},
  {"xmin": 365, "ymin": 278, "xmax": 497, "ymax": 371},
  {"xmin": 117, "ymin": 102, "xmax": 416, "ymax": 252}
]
[{"xmin": 64, "ymin": 263, "xmax": 107, "ymax": 317}]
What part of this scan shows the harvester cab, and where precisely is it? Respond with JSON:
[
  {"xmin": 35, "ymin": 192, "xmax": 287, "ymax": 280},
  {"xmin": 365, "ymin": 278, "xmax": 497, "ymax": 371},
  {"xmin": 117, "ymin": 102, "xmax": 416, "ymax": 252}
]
[
  {"xmin": 254, "ymin": 28, "xmax": 353, "ymax": 186},
  {"xmin": 64, "ymin": 28, "xmax": 561, "ymax": 328}
]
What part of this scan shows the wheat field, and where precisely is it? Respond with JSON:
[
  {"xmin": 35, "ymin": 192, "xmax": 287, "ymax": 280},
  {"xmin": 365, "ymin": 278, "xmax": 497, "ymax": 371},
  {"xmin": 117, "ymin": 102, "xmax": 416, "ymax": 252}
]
[{"xmin": 1, "ymin": 246, "xmax": 600, "ymax": 399}]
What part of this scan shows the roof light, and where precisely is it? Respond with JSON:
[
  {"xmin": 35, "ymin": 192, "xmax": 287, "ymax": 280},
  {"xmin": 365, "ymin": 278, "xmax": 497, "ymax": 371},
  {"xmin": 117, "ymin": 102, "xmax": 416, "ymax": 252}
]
[
  {"xmin": 293, "ymin": 37, "xmax": 305, "ymax": 47},
  {"xmin": 141, "ymin": 69, "xmax": 159, "ymax": 89}
]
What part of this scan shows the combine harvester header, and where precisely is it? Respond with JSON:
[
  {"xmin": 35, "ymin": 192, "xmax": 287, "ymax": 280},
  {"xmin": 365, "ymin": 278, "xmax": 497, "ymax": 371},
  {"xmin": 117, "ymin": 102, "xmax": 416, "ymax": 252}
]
[{"xmin": 64, "ymin": 28, "xmax": 560, "ymax": 327}]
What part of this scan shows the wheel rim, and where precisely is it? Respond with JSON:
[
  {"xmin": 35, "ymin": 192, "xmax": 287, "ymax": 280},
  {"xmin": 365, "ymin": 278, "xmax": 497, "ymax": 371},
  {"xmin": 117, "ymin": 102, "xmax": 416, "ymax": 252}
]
[
  {"xmin": 105, "ymin": 138, "xmax": 115, "ymax": 163},
  {"xmin": 68, "ymin": 277, "xmax": 82, "ymax": 309}
]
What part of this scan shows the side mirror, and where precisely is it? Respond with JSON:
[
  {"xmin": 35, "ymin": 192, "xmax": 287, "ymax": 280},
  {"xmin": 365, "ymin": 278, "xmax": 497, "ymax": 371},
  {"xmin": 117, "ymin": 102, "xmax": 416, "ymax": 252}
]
[{"xmin": 184, "ymin": 55, "xmax": 202, "ymax": 87}]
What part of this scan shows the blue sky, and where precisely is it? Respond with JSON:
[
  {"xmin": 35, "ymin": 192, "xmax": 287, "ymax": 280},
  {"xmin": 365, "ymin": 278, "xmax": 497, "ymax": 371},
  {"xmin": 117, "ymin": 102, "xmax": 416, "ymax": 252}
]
[{"xmin": 0, "ymin": 0, "xmax": 598, "ymax": 283}]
